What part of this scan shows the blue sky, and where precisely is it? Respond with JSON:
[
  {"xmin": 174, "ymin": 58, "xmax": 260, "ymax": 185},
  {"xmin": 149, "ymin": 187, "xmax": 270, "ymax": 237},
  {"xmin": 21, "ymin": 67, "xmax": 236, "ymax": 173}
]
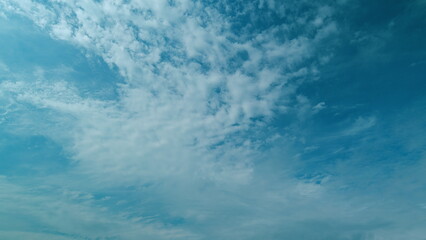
[{"xmin": 0, "ymin": 0, "xmax": 425, "ymax": 239}]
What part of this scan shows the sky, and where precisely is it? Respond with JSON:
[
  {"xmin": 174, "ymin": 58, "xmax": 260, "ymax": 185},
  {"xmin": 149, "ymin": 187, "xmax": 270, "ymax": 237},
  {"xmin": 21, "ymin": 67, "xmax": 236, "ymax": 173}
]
[{"xmin": 0, "ymin": 0, "xmax": 425, "ymax": 239}]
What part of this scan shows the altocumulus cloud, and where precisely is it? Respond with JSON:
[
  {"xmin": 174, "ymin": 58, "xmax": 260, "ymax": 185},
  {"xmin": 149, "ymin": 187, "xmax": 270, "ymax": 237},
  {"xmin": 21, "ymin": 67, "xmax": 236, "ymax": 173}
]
[{"xmin": 0, "ymin": 0, "xmax": 426, "ymax": 239}]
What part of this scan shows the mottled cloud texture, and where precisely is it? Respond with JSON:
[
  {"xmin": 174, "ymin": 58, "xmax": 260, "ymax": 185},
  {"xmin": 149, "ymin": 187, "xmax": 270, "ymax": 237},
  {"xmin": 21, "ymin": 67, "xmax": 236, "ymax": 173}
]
[{"xmin": 0, "ymin": 0, "xmax": 425, "ymax": 239}]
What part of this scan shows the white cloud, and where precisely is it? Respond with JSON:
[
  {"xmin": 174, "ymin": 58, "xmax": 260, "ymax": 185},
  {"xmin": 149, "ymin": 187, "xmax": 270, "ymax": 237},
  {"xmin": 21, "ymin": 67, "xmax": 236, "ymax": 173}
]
[
  {"xmin": 0, "ymin": 0, "xmax": 339, "ymax": 184},
  {"xmin": 0, "ymin": 176, "xmax": 195, "ymax": 240},
  {"xmin": 313, "ymin": 102, "xmax": 326, "ymax": 111},
  {"xmin": 343, "ymin": 116, "xmax": 377, "ymax": 136},
  {"xmin": 7, "ymin": 1, "xmax": 420, "ymax": 240}
]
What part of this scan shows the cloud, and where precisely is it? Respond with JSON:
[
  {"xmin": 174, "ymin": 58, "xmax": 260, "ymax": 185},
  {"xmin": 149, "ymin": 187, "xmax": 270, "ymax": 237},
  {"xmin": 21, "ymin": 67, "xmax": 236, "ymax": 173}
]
[
  {"xmin": 0, "ymin": 176, "xmax": 195, "ymax": 240},
  {"xmin": 0, "ymin": 0, "xmax": 340, "ymax": 236},
  {"xmin": 1, "ymin": 0, "xmax": 425, "ymax": 239},
  {"xmin": 0, "ymin": 0, "xmax": 339, "ymax": 184},
  {"xmin": 342, "ymin": 116, "xmax": 377, "ymax": 136}
]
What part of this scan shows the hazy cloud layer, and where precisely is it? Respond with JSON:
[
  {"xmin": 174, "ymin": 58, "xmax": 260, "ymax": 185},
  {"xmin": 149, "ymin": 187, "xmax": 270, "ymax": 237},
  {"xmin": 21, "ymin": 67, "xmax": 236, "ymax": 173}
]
[{"xmin": 0, "ymin": 0, "xmax": 425, "ymax": 239}]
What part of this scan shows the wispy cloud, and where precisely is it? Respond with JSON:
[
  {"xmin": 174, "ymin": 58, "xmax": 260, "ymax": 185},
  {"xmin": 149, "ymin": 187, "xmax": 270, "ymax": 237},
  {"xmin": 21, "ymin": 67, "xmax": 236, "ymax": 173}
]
[
  {"xmin": 0, "ymin": 176, "xmax": 195, "ymax": 240},
  {"xmin": 0, "ymin": 0, "xmax": 338, "ymax": 185},
  {"xmin": 0, "ymin": 1, "xmax": 340, "ymax": 237},
  {"xmin": 1, "ymin": 0, "xmax": 425, "ymax": 239}
]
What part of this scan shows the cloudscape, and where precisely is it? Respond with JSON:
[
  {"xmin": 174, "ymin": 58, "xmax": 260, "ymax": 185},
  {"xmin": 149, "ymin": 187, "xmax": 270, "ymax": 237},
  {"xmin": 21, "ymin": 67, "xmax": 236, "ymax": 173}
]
[{"xmin": 0, "ymin": 0, "xmax": 425, "ymax": 239}]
